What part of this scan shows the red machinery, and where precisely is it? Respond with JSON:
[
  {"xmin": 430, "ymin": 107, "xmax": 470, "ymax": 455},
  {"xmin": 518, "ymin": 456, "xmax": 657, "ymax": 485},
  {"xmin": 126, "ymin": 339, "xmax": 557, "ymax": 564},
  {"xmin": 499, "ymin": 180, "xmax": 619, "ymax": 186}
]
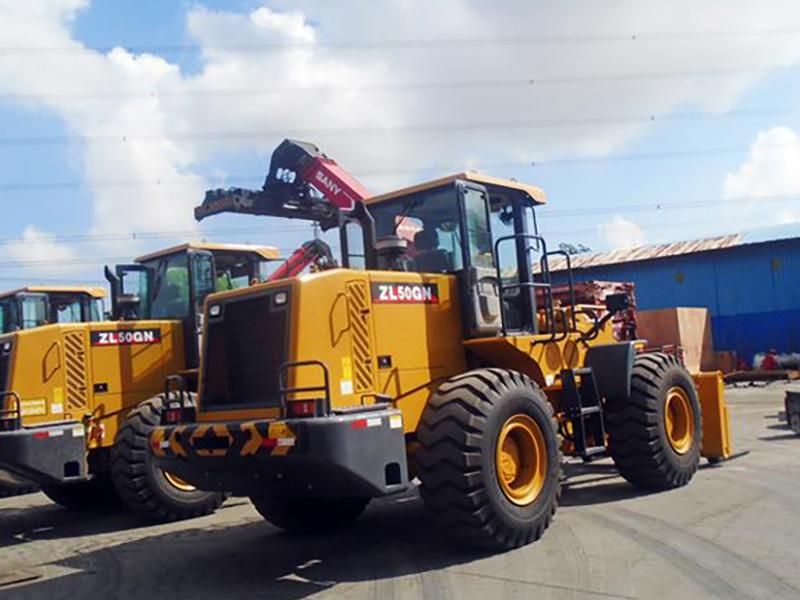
[{"xmin": 196, "ymin": 139, "xmax": 374, "ymax": 274}]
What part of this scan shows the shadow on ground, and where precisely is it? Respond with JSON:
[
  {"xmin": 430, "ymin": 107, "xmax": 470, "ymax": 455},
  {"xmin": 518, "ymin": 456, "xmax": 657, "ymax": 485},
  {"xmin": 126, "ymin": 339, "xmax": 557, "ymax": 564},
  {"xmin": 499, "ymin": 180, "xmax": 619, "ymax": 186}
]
[
  {"xmin": 0, "ymin": 497, "xmax": 251, "ymax": 548},
  {"xmin": 7, "ymin": 493, "xmax": 485, "ymax": 600},
  {"xmin": 560, "ymin": 461, "xmax": 652, "ymax": 507},
  {"xmin": 2, "ymin": 462, "xmax": 673, "ymax": 598}
]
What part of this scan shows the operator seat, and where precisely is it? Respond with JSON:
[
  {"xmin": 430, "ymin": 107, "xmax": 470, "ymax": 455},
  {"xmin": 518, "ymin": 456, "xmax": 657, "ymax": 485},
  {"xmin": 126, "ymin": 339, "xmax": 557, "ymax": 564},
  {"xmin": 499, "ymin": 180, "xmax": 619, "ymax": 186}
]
[{"xmin": 413, "ymin": 228, "xmax": 450, "ymax": 272}]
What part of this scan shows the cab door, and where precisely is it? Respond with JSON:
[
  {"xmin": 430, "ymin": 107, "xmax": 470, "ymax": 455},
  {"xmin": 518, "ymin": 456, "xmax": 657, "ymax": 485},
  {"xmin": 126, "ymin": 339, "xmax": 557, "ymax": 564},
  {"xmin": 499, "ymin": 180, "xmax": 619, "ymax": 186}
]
[
  {"xmin": 187, "ymin": 249, "xmax": 216, "ymax": 367},
  {"xmin": 109, "ymin": 264, "xmax": 152, "ymax": 320},
  {"xmin": 458, "ymin": 182, "xmax": 502, "ymax": 338}
]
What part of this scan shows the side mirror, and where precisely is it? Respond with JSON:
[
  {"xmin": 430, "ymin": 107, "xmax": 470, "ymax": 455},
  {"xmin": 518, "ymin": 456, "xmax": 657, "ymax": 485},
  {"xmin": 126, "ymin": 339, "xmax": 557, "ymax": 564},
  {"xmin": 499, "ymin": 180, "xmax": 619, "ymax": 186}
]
[{"xmin": 605, "ymin": 293, "xmax": 630, "ymax": 315}]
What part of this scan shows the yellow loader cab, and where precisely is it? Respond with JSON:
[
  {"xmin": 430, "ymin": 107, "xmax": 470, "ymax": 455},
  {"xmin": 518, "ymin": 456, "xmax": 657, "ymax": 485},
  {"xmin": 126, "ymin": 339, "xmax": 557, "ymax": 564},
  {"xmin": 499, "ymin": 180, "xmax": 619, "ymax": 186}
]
[
  {"xmin": 0, "ymin": 242, "xmax": 280, "ymax": 518},
  {"xmin": 152, "ymin": 173, "xmax": 732, "ymax": 550},
  {"xmin": 0, "ymin": 285, "xmax": 106, "ymax": 333}
]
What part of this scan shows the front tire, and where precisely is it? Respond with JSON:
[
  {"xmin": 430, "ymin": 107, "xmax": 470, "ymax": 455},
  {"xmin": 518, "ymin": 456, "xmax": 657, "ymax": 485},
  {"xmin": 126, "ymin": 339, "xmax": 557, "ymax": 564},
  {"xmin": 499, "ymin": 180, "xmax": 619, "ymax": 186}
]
[
  {"xmin": 111, "ymin": 393, "xmax": 226, "ymax": 521},
  {"xmin": 416, "ymin": 368, "xmax": 561, "ymax": 551},
  {"xmin": 605, "ymin": 353, "xmax": 702, "ymax": 490},
  {"xmin": 249, "ymin": 495, "xmax": 370, "ymax": 533}
]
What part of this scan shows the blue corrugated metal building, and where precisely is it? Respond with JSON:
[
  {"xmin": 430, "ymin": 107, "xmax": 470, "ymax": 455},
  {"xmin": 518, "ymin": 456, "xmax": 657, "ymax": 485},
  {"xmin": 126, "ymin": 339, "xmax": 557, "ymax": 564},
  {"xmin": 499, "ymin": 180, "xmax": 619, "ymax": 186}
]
[{"xmin": 549, "ymin": 225, "xmax": 800, "ymax": 365}]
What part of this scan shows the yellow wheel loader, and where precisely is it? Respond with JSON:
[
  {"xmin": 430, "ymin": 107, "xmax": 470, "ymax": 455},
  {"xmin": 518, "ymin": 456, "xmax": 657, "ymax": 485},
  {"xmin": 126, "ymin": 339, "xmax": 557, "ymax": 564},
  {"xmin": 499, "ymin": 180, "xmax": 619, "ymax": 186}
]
[
  {"xmin": 151, "ymin": 141, "xmax": 732, "ymax": 550},
  {"xmin": 0, "ymin": 285, "xmax": 105, "ymax": 496},
  {"xmin": 0, "ymin": 242, "xmax": 281, "ymax": 519}
]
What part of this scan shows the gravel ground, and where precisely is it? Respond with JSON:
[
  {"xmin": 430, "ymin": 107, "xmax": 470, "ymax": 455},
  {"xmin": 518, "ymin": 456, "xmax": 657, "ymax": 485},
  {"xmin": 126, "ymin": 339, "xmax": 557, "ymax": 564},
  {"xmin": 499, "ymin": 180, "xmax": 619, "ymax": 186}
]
[{"xmin": 0, "ymin": 385, "xmax": 798, "ymax": 599}]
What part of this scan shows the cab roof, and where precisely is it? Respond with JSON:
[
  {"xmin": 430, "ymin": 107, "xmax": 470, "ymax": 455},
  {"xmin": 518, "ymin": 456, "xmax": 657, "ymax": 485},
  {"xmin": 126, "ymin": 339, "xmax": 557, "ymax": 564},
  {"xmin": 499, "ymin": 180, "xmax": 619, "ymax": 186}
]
[
  {"xmin": 135, "ymin": 242, "xmax": 281, "ymax": 263},
  {"xmin": 365, "ymin": 172, "xmax": 547, "ymax": 206},
  {"xmin": 0, "ymin": 285, "xmax": 106, "ymax": 300}
]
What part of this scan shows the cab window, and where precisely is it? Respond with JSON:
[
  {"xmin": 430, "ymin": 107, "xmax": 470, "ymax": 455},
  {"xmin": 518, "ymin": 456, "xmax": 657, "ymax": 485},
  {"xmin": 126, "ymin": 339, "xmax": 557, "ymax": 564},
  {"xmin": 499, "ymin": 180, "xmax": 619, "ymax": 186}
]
[
  {"xmin": 463, "ymin": 187, "xmax": 494, "ymax": 269},
  {"xmin": 371, "ymin": 185, "xmax": 464, "ymax": 273},
  {"xmin": 0, "ymin": 299, "xmax": 12, "ymax": 333},
  {"xmin": 90, "ymin": 299, "xmax": 104, "ymax": 321},
  {"xmin": 20, "ymin": 296, "xmax": 47, "ymax": 329},
  {"xmin": 150, "ymin": 254, "xmax": 191, "ymax": 319},
  {"xmin": 54, "ymin": 298, "xmax": 82, "ymax": 324}
]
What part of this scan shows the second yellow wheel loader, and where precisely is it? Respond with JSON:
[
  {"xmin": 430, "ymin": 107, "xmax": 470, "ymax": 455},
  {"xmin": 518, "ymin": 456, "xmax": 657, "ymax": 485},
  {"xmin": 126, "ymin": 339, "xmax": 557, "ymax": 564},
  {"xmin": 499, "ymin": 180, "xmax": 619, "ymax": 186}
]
[
  {"xmin": 0, "ymin": 242, "xmax": 281, "ymax": 519},
  {"xmin": 150, "ymin": 140, "xmax": 732, "ymax": 550}
]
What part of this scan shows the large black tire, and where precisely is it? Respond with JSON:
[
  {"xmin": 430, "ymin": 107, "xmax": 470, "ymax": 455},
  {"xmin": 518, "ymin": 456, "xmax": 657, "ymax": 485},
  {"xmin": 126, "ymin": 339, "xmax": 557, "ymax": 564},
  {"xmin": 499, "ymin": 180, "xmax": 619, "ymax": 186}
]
[
  {"xmin": 416, "ymin": 368, "xmax": 561, "ymax": 551},
  {"xmin": 249, "ymin": 495, "xmax": 370, "ymax": 533},
  {"xmin": 42, "ymin": 474, "xmax": 119, "ymax": 510},
  {"xmin": 605, "ymin": 353, "xmax": 702, "ymax": 490},
  {"xmin": 111, "ymin": 394, "xmax": 226, "ymax": 521}
]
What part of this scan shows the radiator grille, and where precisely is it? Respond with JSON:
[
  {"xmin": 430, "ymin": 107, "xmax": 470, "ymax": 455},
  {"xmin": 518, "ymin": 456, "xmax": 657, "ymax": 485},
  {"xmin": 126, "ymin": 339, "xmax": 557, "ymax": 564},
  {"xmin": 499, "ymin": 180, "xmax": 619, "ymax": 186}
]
[
  {"xmin": 64, "ymin": 331, "xmax": 88, "ymax": 411},
  {"xmin": 345, "ymin": 280, "xmax": 375, "ymax": 393},
  {"xmin": 203, "ymin": 290, "xmax": 288, "ymax": 410}
]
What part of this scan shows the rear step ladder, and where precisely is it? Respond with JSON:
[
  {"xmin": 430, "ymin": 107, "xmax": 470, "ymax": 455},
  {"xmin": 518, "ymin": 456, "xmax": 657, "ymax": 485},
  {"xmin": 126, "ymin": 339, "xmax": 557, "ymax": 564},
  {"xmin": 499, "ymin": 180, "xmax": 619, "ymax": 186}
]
[{"xmin": 560, "ymin": 368, "xmax": 607, "ymax": 460}]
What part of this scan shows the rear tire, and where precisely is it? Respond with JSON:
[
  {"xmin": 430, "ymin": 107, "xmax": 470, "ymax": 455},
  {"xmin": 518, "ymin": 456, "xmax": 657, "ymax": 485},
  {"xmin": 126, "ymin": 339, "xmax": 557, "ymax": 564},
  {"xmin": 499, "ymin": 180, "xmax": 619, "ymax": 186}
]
[
  {"xmin": 42, "ymin": 474, "xmax": 119, "ymax": 510},
  {"xmin": 249, "ymin": 495, "xmax": 369, "ymax": 533},
  {"xmin": 111, "ymin": 393, "xmax": 226, "ymax": 521},
  {"xmin": 605, "ymin": 352, "xmax": 702, "ymax": 490},
  {"xmin": 416, "ymin": 368, "xmax": 561, "ymax": 551}
]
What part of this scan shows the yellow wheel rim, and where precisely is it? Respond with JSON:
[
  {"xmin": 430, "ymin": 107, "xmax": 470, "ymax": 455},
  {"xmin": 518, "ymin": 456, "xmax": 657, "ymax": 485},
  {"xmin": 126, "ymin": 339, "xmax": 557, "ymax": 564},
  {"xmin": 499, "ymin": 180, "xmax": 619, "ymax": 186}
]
[
  {"xmin": 163, "ymin": 470, "xmax": 196, "ymax": 493},
  {"xmin": 495, "ymin": 414, "xmax": 547, "ymax": 506},
  {"xmin": 664, "ymin": 386, "xmax": 695, "ymax": 454}
]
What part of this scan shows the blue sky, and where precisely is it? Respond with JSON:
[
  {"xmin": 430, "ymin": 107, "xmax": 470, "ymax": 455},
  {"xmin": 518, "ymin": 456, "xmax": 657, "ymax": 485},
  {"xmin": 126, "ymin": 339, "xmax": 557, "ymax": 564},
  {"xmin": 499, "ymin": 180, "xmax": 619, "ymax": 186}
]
[{"xmin": 1, "ymin": 1, "xmax": 800, "ymax": 286}]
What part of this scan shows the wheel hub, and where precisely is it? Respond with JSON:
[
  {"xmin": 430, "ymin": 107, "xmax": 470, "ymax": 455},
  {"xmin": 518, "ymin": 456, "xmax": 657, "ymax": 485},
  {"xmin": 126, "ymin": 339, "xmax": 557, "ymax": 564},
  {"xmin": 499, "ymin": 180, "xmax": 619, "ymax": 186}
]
[
  {"xmin": 664, "ymin": 386, "xmax": 695, "ymax": 454},
  {"xmin": 162, "ymin": 470, "xmax": 196, "ymax": 493},
  {"xmin": 495, "ymin": 414, "xmax": 547, "ymax": 506}
]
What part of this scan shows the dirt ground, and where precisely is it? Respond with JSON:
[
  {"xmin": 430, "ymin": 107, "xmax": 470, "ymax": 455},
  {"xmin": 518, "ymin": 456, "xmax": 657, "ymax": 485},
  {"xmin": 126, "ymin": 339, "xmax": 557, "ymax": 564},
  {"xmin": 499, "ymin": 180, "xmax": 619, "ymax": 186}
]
[{"xmin": 1, "ymin": 385, "xmax": 798, "ymax": 599}]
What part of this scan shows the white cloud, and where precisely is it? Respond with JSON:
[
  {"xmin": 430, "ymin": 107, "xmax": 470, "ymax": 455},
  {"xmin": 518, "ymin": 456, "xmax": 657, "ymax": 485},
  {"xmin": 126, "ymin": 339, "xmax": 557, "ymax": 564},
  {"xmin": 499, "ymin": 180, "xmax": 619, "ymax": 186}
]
[
  {"xmin": 2, "ymin": 1, "xmax": 800, "ymax": 269},
  {"xmin": 5, "ymin": 226, "xmax": 82, "ymax": 279},
  {"xmin": 723, "ymin": 126, "xmax": 800, "ymax": 226},
  {"xmin": 597, "ymin": 216, "xmax": 647, "ymax": 249}
]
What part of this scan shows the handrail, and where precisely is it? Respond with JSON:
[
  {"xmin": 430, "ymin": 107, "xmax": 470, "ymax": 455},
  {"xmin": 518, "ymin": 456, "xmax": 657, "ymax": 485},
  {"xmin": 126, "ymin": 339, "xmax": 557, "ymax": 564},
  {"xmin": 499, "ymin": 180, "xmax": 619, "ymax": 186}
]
[
  {"xmin": 279, "ymin": 360, "xmax": 332, "ymax": 417},
  {"xmin": 0, "ymin": 391, "xmax": 22, "ymax": 430}
]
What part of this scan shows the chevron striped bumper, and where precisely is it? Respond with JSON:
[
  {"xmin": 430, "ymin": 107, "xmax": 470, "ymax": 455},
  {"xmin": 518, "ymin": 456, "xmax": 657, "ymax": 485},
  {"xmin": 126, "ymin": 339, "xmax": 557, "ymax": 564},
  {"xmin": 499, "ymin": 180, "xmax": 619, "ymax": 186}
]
[{"xmin": 150, "ymin": 408, "xmax": 409, "ymax": 498}]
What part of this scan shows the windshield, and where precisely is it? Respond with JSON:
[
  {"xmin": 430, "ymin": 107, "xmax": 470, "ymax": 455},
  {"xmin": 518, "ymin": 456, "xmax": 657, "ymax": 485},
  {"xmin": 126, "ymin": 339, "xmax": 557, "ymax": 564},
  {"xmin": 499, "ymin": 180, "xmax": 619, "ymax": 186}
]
[
  {"xmin": 371, "ymin": 185, "xmax": 463, "ymax": 273},
  {"xmin": 50, "ymin": 293, "xmax": 84, "ymax": 324},
  {"xmin": 214, "ymin": 253, "xmax": 278, "ymax": 290}
]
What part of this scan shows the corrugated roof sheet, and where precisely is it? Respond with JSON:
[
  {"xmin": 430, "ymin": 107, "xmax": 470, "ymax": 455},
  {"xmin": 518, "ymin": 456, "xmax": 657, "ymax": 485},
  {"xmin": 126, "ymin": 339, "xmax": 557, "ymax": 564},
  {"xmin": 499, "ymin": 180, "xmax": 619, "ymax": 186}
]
[
  {"xmin": 546, "ymin": 234, "xmax": 741, "ymax": 271},
  {"xmin": 545, "ymin": 223, "xmax": 800, "ymax": 272}
]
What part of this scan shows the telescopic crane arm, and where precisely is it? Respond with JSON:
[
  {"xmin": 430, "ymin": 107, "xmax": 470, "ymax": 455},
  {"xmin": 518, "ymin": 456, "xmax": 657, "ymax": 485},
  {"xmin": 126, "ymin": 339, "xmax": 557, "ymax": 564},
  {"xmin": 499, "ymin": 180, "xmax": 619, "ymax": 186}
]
[
  {"xmin": 195, "ymin": 139, "xmax": 370, "ymax": 229},
  {"xmin": 266, "ymin": 239, "xmax": 336, "ymax": 281}
]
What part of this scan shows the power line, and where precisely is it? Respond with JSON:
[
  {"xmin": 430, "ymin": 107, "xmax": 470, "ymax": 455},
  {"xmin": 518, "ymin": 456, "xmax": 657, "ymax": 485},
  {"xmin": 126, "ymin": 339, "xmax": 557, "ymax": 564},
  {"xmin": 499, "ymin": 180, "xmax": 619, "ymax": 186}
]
[
  {"xmin": 0, "ymin": 191, "xmax": 793, "ymax": 262},
  {"xmin": 4, "ymin": 64, "xmax": 798, "ymax": 102},
  {"xmin": 1, "ymin": 28, "xmax": 799, "ymax": 55},
  {"xmin": 3, "ymin": 141, "xmax": 798, "ymax": 193},
  {"xmin": 0, "ymin": 192, "xmax": 791, "ymax": 251},
  {"xmin": 0, "ymin": 107, "xmax": 797, "ymax": 147},
  {"xmin": 0, "ymin": 215, "xmax": 783, "ymax": 269}
]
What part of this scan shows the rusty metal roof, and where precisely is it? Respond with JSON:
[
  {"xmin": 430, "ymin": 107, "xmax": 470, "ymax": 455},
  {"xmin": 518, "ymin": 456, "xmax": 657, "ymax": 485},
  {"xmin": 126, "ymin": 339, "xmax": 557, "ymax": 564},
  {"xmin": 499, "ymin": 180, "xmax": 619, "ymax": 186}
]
[{"xmin": 546, "ymin": 234, "xmax": 743, "ymax": 272}]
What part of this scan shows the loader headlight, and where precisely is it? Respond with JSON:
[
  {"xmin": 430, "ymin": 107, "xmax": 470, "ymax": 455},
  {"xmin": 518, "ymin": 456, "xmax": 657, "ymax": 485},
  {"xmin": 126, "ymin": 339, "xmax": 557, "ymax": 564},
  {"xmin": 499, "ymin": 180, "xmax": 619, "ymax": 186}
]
[
  {"xmin": 274, "ymin": 291, "xmax": 288, "ymax": 306},
  {"xmin": 2, "ymin": 342, "xmax": 11, "ymax": 352},
  {"xmin": 209, "ymin": 304, "xmax": 221, "ymax": 318}
]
